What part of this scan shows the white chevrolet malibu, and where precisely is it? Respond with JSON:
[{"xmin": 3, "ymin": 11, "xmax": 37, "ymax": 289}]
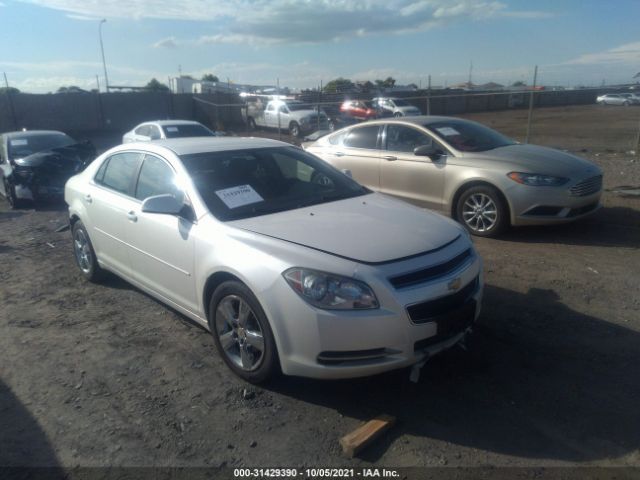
[{"xmin": 65, "ymin": 137, "xmax": 483, "ymax": 383}]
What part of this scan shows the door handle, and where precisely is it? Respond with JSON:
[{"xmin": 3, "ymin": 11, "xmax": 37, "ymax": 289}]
[
  {"xmin": 84, "ymin": 194, "xmax": 92, "ymax": 203},
  {"xmin": 127, "ymin": 211, "xmax": 138, "ymax": 222},
  {"xmin": 383, "ymin": 155, "xmax": 397, "ymax": 161},
  {"xmin": 334, "ymin": 152, "xmax": 345, "ymax": 157}
]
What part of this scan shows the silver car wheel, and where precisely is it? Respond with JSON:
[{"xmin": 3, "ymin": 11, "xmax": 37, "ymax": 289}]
[
  {"xmin": 215, "ymin": 295, "xmax": 265, "ymax": 372},
  {"xmin": 462, "ymin": 193, "xmax": 498, "ymax": 232},
  {"xmin": 73, "ymin": 228, "xmax": 93, "ymax": 274}
]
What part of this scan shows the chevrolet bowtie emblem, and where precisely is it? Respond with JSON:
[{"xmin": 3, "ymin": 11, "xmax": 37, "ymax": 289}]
[{"xmin": 447, "ymin": 278, "xmax": 462, "ymax": 291}]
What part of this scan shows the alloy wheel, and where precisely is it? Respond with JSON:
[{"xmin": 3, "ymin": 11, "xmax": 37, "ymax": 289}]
[
  {"xmin": 215, "ymin": 295, "xmax": 265, "ymax": 371},
  {"xmin": 462, "ymin": 193, "xmax": 498, "ymax": 233},
  {"xmin": 73, "ymin": 228, "xmax": 93, "ymax": 274}
]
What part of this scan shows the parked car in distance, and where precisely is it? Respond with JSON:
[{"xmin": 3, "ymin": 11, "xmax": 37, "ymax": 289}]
[
  {"xmin": 65, "ymin": 137, "xmax": 482, "ymax": 382},
  {"xmin": 596, "ymin": 94, "xmax": 633, "ymax": 106},
  {"xmin": 242, "ymin": 96, "xmax": 329, "ymax": 137},
  {"xmin": 122, "ymin": 120, "xmax": 218, "ymax": 143},
  {"xmin": 304, "ymin": 117, "xmax": 603, "ymax": 237},
  {"xmin": 372, "ymin": 97, "xmax": 421, "ymax": 117},
  {"xmin": 340, "ymin": 100, "xmax": 379, "ymax": 121},
  {"xmin": 1, "ymin": 130, "xmax": 96, "ymax": 208}
]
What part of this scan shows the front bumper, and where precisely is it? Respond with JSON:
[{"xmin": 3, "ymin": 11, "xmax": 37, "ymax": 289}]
[
  {"xmin": 507, "ymin": 181, "xmax": 603, "ymax": 227},
  {"xmin": 262, "ymin": 239, "xmax": 483, "ymax": 379}
]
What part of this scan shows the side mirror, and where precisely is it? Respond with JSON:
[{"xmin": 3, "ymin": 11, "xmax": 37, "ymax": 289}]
[
  {"xmin": 142, "ymin": 193, "xmax": 184, "ymax": 215},
  {"xmin": 414, "ymin": 144, "xmax": 445, "ymax": 160}
]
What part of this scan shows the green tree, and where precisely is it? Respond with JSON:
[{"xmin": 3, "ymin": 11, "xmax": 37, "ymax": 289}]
[
  {"xmin": 145, "ymin": 78, "xmax": 170, "ymax": 92},
  {"xmin": 201, "ymin": 73, "xmax": 219, "ymax": 82},
  {"xmin": 324, "ymin": 77, "xmax": 355, "ymax": 93},
  {"xmin": 512, "ymin": 80, "xmax": 526, "ymax": 87},
  {"xmin": 0, "ymin": 86, "xmax": 20, "ymax": 94}
]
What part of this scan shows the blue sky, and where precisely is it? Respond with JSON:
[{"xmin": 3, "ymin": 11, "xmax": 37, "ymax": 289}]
[{"xmin": 1, "ymin": 0, "xmax": 639, "ymax": 93}]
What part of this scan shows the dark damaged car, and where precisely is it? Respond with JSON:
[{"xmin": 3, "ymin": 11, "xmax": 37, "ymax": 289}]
[{"xmin": 0, "ymin": 130, "xmax": 96, "ymax": 208}]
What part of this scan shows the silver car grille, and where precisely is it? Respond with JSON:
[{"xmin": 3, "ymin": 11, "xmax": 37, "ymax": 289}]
[
  {"xmin": 388, "ymin": 248, "xmax": 473, "ymax": 289},
  {"xmin": 570, "ymin": 175, "xmax": 602, "ymax": 197}
]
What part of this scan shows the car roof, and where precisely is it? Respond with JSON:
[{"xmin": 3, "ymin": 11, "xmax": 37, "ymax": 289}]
[
  {"xmin": 354, "ymin": 115, "xmax": 469, "ymax": 127},
  {"xmin": 143, "ymin": 120, "xmax": 205, "ymax": 127},
  {"xmin": 2, "ymin": 130, "xmax": 68, "ymax": 139},
  {"xmin": 127, "ymin": 136, "xmax": 293, "ymax": 156}
]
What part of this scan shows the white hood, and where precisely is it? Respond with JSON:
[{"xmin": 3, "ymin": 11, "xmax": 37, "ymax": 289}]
[{"xmin": 229, "ymin": 193, "xmax": 462, "ymax": 264}]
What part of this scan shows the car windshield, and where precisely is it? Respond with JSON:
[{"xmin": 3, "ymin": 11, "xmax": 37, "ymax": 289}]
[
  {"xmin": 7, "ymin": 133, "xmax": 76, "ymax": 160},
  {"xmin": 181, "ymin": 146, "xmax": 369, "ymax": 221},
  {"xmin": 425, "ymin": 120, "xmax": 516, "ymax": 152},
  {"xmin": 162, "ymin": 124, "xmax": 214, "ymax": 138}
]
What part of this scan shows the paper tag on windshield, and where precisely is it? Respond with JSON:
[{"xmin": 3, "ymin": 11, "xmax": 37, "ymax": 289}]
[
  {"xmin": 436, "ymin": 127, "xmax": 460, "ymax": 136},
  {"xmin": 215, "ymin": 185, "xmax": 263, "ymax": 209},
  {"xmin": 10, "ymin": 139, "xmax": 28, "ymax": 146},
  {"xmin": 166, "ymin": 126, "xmax": 179, "ymax": 132}
]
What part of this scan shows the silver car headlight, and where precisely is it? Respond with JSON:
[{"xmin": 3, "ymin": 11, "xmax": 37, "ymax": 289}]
[
  {"xmin": 507, "ymin": 172, "xmax": 569, "ymax": 186},
  {"xmin": 283, "ymin": 268, "xmax": 379, "ymax": 310}
]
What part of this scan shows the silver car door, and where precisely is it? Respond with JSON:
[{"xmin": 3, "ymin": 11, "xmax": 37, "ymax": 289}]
[
  {"xmin": 379, "ymin": 124, "xmax": 446, "ymax": 210},
  {"xmin": 126, "ymin": 154, "xmax": 197, "ymax": 312}
]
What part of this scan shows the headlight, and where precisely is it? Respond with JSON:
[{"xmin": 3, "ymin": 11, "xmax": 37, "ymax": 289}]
[
  {"xmin": 283, "ymin": 268, "xmax": 379, "ymax": 310},
  {"xmin": 507, "ymin": 172, "xmax": 569, "ymax": 186}
]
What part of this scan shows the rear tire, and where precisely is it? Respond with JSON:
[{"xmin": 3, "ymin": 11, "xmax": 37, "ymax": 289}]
[
  {"xmin": 456, "ymin": 185, "xmax": 508, "ymax": 237},
  {"xmin": 3, "ymin": 178, "xmax": 23, "ymax": 209},
  {"xmin": 72, "ymin": 221, "xmax": 105, "ymax": 282},
  {"xmin": 393, "ymin": 112, "xmax": 403, "ymax": 117},
  {"xmin": 289, "ymin": 122, "xmax": 300, "ymax": 137},
  {"xmin": 209, "ymin": 281, "xmax": 280, "ymax": 384}
]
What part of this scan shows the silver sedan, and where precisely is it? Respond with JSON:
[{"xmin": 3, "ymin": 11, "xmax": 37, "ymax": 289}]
[
  {"xmin": 304, "ymin": 116, "xmax": 603, "ymax": 237},
  {"xmin": 65, "ymin": 137, "xmax": 482, "ymax": 382}
]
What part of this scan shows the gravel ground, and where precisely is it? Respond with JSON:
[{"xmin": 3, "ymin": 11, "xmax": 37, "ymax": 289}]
[{"xmin": 1, "ymin": 105, "xmax": 639, "ymax": 473}]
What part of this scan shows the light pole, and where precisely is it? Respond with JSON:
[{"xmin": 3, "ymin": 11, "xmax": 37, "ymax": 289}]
[{"xmin": 99, "ymin": 19, "xmax": 110, "ymax": 93}]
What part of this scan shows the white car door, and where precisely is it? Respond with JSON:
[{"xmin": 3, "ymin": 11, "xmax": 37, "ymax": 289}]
[
  {"xmin": 125, "ymin": 153, "xmax": 197, "ymax": 313},
  {"xmin": 88, "ymin": 151, "xmax": 144, "ymax": 276}
]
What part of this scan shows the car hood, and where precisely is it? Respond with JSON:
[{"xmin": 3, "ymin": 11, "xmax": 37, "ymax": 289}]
[
  {"xmin": 228, "ymin": 193, "xmax": 462, "ymax": 264},
  {"xmin": 468, "ymin": 144, "xmax": 600, "ymax": 177},
  {"xmin": 13, "ymin": 142, "xmax": 96, "ymax": 170}
]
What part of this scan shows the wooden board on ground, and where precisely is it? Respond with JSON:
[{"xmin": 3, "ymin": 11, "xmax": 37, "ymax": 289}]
[{"xmin": 339, "ymin": 414, "xmax": 396, "ymax": 458}]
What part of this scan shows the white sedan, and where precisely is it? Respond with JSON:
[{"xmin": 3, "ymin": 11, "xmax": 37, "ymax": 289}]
[
  {"xmin": 65, "ymin": 137, "xmax": 483, "ymax": 382},
  {"xmin": 122, "ymin": 120, "xmax": 219, "ymax": 143}
]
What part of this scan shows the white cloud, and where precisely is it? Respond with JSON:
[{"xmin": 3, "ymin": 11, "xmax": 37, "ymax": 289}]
[
  {"xmin": 564, "ymin": 41, "xmax": 640, "ymax": 66},
  {"xmin": 153, "ymin": 36, "xmax": 179, "ymax": 49},
  {"xmin": 21, "ymin": 0, "xmax": 551, "ymax": 43},
  {"xmin": 66, "ymin": 13, "xmax": 98, "ymax": 20}
]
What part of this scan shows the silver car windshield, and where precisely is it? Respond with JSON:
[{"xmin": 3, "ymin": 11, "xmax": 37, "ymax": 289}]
[
  {"xmin": 8, "ymin": 133, "xmax": 76, "ymax": 160},
  {"xmin": 162, "ymin": 124, "xmax": 215, "ymax": 138},
  {"xmin": 181, "ymin": 146, "xmax": 369, "ymax": 221},
  {"xmin": 426, "ymin": 120, "xmax": 516, "ymax": 152}
]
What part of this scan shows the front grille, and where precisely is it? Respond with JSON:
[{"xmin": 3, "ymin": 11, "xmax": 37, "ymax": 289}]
[
  {"xmin": 567, "ymin": 202, "xmax": 599, "ymax": 218},
  {"xmin": 317, "ymin": 348, "xmax": 387, "ymax": 365},
  {"xmin": 406, "ymin": 276, "xmax": 479, "ymax": 324},
  {"xmin": 389, "ymin": 249, "xmax": 473, "ymax": 289},
  {"xmin": 413, "ymin": 299, "xmax": 476, "ymax": 352},
  {"xmin": 570, "ymin": 175, "xmax": 602, "ymax": 197}
]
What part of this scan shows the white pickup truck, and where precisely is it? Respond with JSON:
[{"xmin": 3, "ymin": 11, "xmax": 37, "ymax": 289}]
[{"xmin": 243, "ymin": 98, "xmax": 329, "ymax": 137}]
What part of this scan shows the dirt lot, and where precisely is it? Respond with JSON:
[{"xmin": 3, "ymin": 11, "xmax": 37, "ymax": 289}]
[{"xmin": 1, "ymin": 105, "xmax": 639, "ymax": 473}]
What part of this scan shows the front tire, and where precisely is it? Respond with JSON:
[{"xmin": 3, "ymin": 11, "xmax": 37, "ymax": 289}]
[
  {"xmin": 72, "ymin": 221, "xmax": 105, "ymax": 282},
  {"xmin": 289, "ymin": 122, "xmax": 300, "ymax": 137},
  {"xmin": 456, "ymin": 185, "xmax": 508, "ymax": 237},
  {"xmin": 209, "ymin": 281, "xmax": 279, "ymax": 384},
  {"xmin": 393, "ymin": 112, "xmax": 403, "ymax": 118},
  {"xmin": 3, "ymin": 178, "xmax": 23, "ymax": 209},
  {"xmin": 247, "ymin": 117, "xmax": 257, "ymax": 131}
]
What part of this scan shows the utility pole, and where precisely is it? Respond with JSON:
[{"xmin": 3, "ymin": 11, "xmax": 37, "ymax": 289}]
[
  {"xmin": 95, "ymin": 75, "xmax": 100, "ymax": 92},
  {"xmin": 99, "ymin": 19, "xmax": 110, "ymax": 92},
  {"xmin": 525, "ymin": 65, "xmax": 538, "ymax": 144},
  {"xmin": 427, "ymin": 74, "xmax": 432, "ymax": 115},
  {"xmin": 277, "ymin": 78, "xmax": 281, "ymax": 141},
  {"xmin": 468, "ymin": 60, "xmax": 473, "ymax": 86},
  {"xmin": 3, "ymin": 72, "xmax": 18, "ymax": 130}
]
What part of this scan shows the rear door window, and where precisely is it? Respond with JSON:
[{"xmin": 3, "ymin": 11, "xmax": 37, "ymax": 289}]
[
  {"xmin": 343, "ymin": 125, "xmax": 380, "ymax": 149},
  {"xmin": 97, "ymin": 152, "xmax": 143, "ymax": 195}
]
